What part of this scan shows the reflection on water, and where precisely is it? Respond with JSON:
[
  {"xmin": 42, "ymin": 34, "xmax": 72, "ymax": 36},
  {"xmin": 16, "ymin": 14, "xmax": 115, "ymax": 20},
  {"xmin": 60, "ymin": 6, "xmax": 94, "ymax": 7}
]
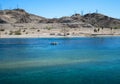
[{"xmin": 0, "ymin": 37, "xmax": 120, "ymax": 84}]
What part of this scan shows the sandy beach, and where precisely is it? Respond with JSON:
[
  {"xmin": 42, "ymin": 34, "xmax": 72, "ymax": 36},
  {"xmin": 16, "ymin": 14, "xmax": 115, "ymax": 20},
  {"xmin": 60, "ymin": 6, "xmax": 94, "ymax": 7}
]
[{"xmin": 0, "ymin": 23, "xmax": 120, "ymax": 38}]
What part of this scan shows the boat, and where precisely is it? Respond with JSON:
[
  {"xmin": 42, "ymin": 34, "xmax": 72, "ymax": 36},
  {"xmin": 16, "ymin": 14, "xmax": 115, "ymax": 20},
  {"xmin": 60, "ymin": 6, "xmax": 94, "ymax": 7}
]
[{"xmin": 50, "ymin": 42, "xmax": 58, "ymax": 45}]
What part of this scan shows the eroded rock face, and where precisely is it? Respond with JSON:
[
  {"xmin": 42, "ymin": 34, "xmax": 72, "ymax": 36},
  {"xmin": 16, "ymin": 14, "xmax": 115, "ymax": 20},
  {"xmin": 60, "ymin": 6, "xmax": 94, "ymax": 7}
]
[{"xmin": 15, "ymin": 14, "xmax": 31, "ymax": 23}]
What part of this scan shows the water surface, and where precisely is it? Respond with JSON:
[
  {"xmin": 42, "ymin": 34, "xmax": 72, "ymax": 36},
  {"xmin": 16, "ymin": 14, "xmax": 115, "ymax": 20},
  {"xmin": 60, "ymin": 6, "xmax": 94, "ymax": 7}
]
[{"xmin": 0, "ymin": 37, "xmax": 120, "ymax": 84}]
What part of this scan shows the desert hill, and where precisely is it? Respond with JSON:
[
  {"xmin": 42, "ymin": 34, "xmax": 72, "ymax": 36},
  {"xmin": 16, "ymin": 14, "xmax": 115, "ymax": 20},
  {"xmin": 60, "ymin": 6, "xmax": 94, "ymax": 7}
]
[{"xmin": 0, "ymin": 9, "xmax": 120, "ymax": 28}]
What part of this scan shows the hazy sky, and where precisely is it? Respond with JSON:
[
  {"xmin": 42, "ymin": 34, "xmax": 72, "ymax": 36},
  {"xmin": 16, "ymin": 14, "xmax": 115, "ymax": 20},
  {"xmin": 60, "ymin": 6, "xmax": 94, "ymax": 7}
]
[{"xmin": 0, "ymin": 0, "xmax": 120, "ymax": 18}]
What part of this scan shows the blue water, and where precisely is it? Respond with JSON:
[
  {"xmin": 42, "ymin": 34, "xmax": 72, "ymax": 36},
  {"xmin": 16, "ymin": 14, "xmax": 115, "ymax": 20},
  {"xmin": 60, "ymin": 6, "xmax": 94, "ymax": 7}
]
[{"xmin": 0, "ymin": 37, "xmax": 120, "ymax": 84}]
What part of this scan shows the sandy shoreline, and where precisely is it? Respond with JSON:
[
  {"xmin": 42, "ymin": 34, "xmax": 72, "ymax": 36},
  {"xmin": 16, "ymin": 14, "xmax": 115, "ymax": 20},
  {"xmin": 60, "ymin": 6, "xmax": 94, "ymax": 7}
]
[
  {"xmin": 0, "ymin": 34, "xmax": 120, "ymax": 38},
  {"xmin": 1, "ymin": 23, "xmax": 120, "ymax": 38}
]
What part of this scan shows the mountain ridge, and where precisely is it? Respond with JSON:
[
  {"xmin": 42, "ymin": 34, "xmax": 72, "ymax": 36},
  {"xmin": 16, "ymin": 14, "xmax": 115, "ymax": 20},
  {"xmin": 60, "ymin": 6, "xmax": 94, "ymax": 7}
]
[{"xmin": 0, "ymin": 9, "xmax": 120, "ymax": 28}]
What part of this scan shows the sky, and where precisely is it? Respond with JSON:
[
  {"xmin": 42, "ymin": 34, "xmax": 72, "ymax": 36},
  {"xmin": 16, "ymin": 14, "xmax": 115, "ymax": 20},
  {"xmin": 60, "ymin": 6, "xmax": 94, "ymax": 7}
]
[{"xmin": 0, "ymin": 0, "xmax": 120, "ymax": 18}]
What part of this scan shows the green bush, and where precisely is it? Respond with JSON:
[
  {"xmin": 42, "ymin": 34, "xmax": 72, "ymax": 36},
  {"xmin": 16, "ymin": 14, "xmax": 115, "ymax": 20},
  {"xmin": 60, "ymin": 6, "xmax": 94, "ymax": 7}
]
[
  {"xmin": 14, "ymin": 30, "xmax": 21, "ymax": 35},
  {"xmin": 9, "ymin": 31, "xmax": 13, "ymax": 35},
  {"xmin": 45, "ymin": 26, "xmax": 52, "ymax": 30}
]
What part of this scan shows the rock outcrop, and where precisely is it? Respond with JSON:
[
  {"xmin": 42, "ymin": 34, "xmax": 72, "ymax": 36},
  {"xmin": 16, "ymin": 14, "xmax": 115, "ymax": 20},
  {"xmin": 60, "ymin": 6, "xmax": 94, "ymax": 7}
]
[{"xmin": 83, "ymin": 13, "xmax": 120, "ymax": 28}]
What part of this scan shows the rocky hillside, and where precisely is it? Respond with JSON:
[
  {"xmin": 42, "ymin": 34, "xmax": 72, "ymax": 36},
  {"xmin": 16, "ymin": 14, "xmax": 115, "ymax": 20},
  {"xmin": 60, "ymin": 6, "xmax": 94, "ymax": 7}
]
[
  {"xmin": 0, "ymin": 9, "xmax": 46, "ymax": 23},
  {"xmin": 83, "ymin": 13, "xmax": 120, "ymax": 28},
  {"xmin": 0, "ymin": 9, "xmax": 120, "ymax": 28}
]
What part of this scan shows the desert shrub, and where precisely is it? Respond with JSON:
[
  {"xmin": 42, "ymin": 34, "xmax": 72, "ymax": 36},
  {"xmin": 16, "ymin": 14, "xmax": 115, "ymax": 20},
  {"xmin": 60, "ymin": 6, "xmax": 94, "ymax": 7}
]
[
  {"xmin": 0, "ymin": 29, "xmax": 5, "ymax": 31},
  {"xmin": 47, "ymin": 27, "xmax": 51, "ymax": 30},
  {"xmin": 94, "ymin": 29, "xmax": 98, "ymax": 32},
  {"xmin": 45, "ymin": 26, "xmax": 52, "ymax": 30},
  {"xmin": 113, "ymin": 26, "xmax": 119, "ymax": 29},
  {"xmin": 23, "ymin": 30, "xmax": 25, "ymax": 32},
  {"xmin": 5, "ymin": 32, "xmax": 7, "ymax": 35},
  {"xmin": 30, "ymin": 27, "xmax": 36, "ymax": 29},
  {"xmin": 37, "ymin": 30, "xmax": 40, "ymax": 32},
  {"xmin": 9, "ymin": 31, "xmax": 13, "ymax": 35},
  {"xmin": 14, "ymin": 30, "xmax": 21, "ymax": 35},
  {"xmin": 50, "ymin": 33, "xmax": 55, "ymax": 35},
  {"xmin": 66, "ymin": 33, "xmax": 70, "ymax": 35}
]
